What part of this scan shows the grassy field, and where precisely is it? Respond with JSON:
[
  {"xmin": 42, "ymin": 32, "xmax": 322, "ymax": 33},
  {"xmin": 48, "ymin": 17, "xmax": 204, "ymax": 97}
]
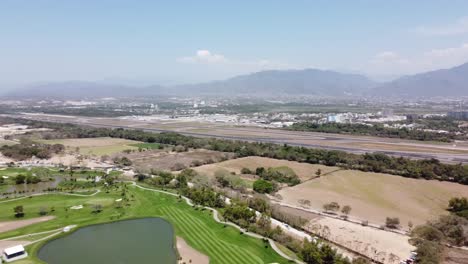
[
  {"xmin": 39, "ymin": 137, "xmax": 141, "ymax": 156},
  {"xmin": 0, "ymin": 184, "xmax": 289, "ymax": 264},
  {"xmin": 278, "ymin": 169, "xmax": 468, "ymax": 225}
]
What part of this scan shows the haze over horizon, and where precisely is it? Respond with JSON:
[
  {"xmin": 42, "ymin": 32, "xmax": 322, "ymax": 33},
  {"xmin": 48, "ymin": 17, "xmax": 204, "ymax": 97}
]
[{"xmin": 1, "ymin": 1, "xmax": 468, "ymax": 88}]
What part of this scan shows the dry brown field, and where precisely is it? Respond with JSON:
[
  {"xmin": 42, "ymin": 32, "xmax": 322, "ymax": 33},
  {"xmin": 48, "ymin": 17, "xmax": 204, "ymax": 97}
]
[
  {"xmin": 193, "ymin": 156, "xmax": 339, "ymax": 180},
  {"xmin": 123, "ymin": 149, "xmax": 233, "ymax": 171},
  {"xmin": 278, "ymin": 169, "xmax": 468, "ymax": 226}
]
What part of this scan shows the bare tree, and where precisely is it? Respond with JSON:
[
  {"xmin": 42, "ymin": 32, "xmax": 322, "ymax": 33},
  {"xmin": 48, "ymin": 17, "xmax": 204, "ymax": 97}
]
[{"xmin": 341, "ymin": 205, "xmax": 351, "ymax": 219}]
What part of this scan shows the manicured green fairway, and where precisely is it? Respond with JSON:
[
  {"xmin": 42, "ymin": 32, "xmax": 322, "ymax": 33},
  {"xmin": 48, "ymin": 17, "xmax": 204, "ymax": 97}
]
[{"xmin": 0, "ymin": 185, "xmax": 290, "ymax": 264}]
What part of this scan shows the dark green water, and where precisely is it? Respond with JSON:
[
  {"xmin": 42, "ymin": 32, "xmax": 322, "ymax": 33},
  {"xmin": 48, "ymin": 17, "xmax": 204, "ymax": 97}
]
[{"xmin": 38, "ymin": 218, "xmax": 177, "ymax": 264}]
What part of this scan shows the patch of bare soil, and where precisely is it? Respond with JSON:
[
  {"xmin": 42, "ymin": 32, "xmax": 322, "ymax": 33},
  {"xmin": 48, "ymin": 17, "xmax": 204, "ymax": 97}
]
[
  {"xmin": 177, "ymin": 236, "xmax": 209, "ymax": 264},
  {"xmin": 443, "ymin": 247, "xmax": 468, "ymax": 264},
  {"xmin": 0, "ymin": 216, "xmax": 55, "ymax": 233},
  {"xmin": 273, "ymin": 204, "xmax": 321, "ymax": 221},
  {"xmin": 306, "ymin": 217, "xmax": 415, "ymax": 264}
]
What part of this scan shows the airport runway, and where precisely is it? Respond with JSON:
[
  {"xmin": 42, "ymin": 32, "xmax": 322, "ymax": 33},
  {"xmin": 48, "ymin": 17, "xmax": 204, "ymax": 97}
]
[{"xmin": 10, "ymin": 113, "xmax": 468, "ymax": 164}]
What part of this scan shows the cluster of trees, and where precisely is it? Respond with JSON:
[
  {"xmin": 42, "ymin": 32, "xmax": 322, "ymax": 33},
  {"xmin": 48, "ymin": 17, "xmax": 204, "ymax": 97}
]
[
  {"xmin": 222, "ymin": 203, "xmax": 256, "ymax": 227},
  {"xmin": 14, "ymin": 174, "xmax": 41, "ymax": 184},
  {"xmin": 14, "ymin": 118, "xmax": 468, "ymax": 185},
  {"xmin": 252, "ymin": 166, "xmax": 301, "ymax": 186},
  {"xmin": 448, "ymin": 197, "xmax": 468, "ymax": 219},
  {"xmin": 289, "ymin": 122, "xmax": 462, "ymax": 142},
  {"xmin": 0, "ymin": 139, "xmax": 64, "ymax": 160},
  {"xmin": 183, "ymin": 187, "xmax": 225, "ymax": 208},
  {"xmin": 410, "ymin": 197, "xmax": 468, "ymax": 264},
  {"xmin": 322, "ymin": 202, "xmax": 352, "ymax": 219},
  {"xmin": 253, "ymin": 179, "xmax": 276, "ymax": 194},
  {"xmin": 248, "ymin": 166, "xmax": 300, "ymax": 194},
  {"xmin": 214, "ymin": 169, "xmax": 247, "ymax": 192}
]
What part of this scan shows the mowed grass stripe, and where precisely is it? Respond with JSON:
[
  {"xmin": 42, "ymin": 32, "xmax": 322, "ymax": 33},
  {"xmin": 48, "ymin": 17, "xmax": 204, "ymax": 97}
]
[
  {"xmin": 164, "ymin": 208, "xmax": 236, "ymax": 264},
  {"xmin": 169, "ymin": 208, "xmax": 249, "ymax": 264},
  {"xmin": 160, "ymin": 207, "xmax": 236, "ymax": 264},
  {"xmin": 188, "ymin": 213, "xmax": 262, "ymax": 264},
  {"xmin": 165, "ymin": 208, "xmax": 239, "ymax": 264}
]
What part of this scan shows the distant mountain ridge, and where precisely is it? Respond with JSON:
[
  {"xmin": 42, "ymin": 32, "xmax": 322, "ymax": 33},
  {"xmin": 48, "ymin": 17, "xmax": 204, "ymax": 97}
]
[
  {"xmin": 5, "ymin": 62, "xmax": 468, "ymax": 98},
  {"xmin": 372, "ymin": 62, "xmax": 468, "ymax": 97},
  {"xmin": 171, "ymin": 69, "xmax": 376, "ymax": 96}
]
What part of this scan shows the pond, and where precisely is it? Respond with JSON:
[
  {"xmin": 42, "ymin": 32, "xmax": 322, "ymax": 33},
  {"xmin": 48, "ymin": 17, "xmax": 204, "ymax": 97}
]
[
  {"xmin": 38, "ymin": 218, "xmax": 177, "ymax": 264},
  {"xmin": 5, "ymin": 176, "xmax": 62, "ymax": 194}
]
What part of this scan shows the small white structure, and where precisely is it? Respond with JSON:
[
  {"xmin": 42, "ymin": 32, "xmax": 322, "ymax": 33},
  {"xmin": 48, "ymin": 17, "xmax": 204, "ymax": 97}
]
[
  {"xmin": 2, "ymin": 245, "xmax": 28, "ymax": 262},
  {"xmin": 70, "ymin": 205, "xmax": 83, "ymax": 210}
]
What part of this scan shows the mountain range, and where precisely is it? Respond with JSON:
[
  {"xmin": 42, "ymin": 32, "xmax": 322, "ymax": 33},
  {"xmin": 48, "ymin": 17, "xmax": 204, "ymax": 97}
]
[{"xmin": 5, "ymin": 62, "xmax": 468, "ymax": 99}]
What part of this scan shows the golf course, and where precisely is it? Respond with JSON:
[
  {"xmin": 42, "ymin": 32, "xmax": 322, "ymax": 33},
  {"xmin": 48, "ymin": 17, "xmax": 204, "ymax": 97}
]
[{"xmin": 0, "ymin": 183, "xmax": 289, "ymax": 264}]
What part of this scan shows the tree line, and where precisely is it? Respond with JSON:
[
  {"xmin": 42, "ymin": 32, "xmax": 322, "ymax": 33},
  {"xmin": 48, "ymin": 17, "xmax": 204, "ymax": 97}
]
[
  {"xmin": 288, "ymin": 122, "xmax": 463, "ymax": 142},
  {"xmin": 12, "ymin": 117, "xmax": 468, "ymax": 185}
]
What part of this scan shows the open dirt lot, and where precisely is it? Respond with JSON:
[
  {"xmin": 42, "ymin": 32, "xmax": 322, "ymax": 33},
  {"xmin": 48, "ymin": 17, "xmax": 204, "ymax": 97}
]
[
  {"xmin": 41, "ymin": 137, "xmax": 140, "ymax": 156},
  {"xmin": 272, "ymin": 204, "xmax": 413, "ymax": 263},
  {"xmin": 0, "ymin": 216, "xmax": 55, "ymax": 233},
  {"xmin": 177, "ymin": 236, "xmax": 209, "ymax": 264},
  {"xmin": 307, "ymin": 216, "xmax": 414, "ymax": 264},
  {"xmin": 278, "ymin": 170, "xmax": 468, "ymax": 226},
  {"xmin": 123, "ymin": 149, "xmax": 233, "ymax": 171},
  {"xmin": 193, "ymin": 156, "xmax": 339, "ymax": 180}
]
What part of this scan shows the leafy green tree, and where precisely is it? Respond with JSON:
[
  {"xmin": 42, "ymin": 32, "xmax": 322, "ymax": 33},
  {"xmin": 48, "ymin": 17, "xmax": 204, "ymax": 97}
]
[
  {"xmin": 14, "ymin": 205, "xmax": 24, "ymax": 217},
  {"xmin": 448, "ymin": 197, "xmax": 468, "ymax": 212},
  {"xmin": 253, "ymin": 179, "xmax": 274, "ymax": 194},
  {"xmin": 300, "ymin": 238, "xmax": 322, "ymax": 264},
  {"xmin": 15, "ymin": 174, "xmax": 26, "ymax": 184}
]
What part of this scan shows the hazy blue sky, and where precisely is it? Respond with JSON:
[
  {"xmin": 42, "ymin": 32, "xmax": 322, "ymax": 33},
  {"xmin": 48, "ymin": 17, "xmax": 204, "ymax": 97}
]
[{"xmin": 1, "ymin": 0, "xmax": 468, "ymax": 86}]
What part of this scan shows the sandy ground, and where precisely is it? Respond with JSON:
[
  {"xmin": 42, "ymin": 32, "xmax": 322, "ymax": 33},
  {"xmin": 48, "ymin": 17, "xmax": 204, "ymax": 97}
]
[
  {"xmin": 278, "ymin": 169, "xmax": 468, "ymax": 226},
  {"xmin": 177, "ymin": 236, "xmax": 209, "ymax": 264},
  {"xmin": 0, "ymin": 216, "xmax": 55, "ymax": 233},
  {"xmin": 194, "ymin": 156, "xmax": 339, "ymax": 180},
  {"xmin": 0, "ymin": 240, "xmax": 29, "ymax": 254},
  {"xmin": 306, "ymin": 217, "xmax": 414, "ymax": 264}
]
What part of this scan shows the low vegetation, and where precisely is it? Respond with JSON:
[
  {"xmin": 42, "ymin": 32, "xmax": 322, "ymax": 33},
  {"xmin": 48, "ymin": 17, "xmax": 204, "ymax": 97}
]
[
  {"xmin": 0, "ymin": 139, "xmax": 64, "ymax": 160},
  {"xmin": 410, "ymin": 197, "xmax": 468, "ymax": 264}
]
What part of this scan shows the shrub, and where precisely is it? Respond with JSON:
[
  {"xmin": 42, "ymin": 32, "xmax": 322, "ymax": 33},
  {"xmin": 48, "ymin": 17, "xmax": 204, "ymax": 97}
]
[
  {"xmin": 385, "ymin": 217, "xmax": 400, "ymax": 229},
  {"xmin": 253, "ymin": 179, "xmax": 275, "ymax": 194}
]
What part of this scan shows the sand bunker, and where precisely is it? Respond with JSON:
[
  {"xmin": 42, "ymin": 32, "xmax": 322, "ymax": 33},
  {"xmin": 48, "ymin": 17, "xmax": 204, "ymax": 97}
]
[{"xmin": 177, "ymin": 236, "xmax": 209, "ymax": 264}]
